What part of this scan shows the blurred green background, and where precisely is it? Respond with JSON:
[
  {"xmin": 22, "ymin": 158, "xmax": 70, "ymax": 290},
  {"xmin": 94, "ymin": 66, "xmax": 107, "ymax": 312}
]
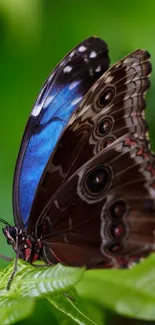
[{"xmin": 0, "ymin": 0, "xmax": 155, "ymax": 265}]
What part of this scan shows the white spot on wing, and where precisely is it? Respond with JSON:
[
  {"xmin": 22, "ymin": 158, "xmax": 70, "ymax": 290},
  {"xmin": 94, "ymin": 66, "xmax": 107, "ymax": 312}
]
[
  {"xmin": 44, "ymin": 95, "xmax": 55, "ymax": 108},
  {"xmin": 89, "ymin": 51, "xmax": 97, "ymax": 58},
  {"xmin": 31, "ymin": 104, "xmax": 42, "ymax": 117},
  {"xmin": 84, "ymin": 57, "xmax": 89, "ymax": 63},
  {"xmin": 105, "ymin": 75, "xmax": 113, "ymax": 83},
  {"xmin": 71, "ymin": 96, "xmax": 83, "ymax": 106},
  {"xmin": 124, "ymin": 58, "xmax": 132, "ymax": 64},
  {"xmin": 63, "ymin": 65, "xmax": 72, "ymax": 73},
  {"xmin": 69, "ymin": 81, "xmax": 80, "ymax": 90},
  {"xmin": 95, "ymin": 65, "xmax": 101, "ymax": 72},
  {"xmin": 78, "ymin": 45, "xmax": 87, "ymax": 52}
]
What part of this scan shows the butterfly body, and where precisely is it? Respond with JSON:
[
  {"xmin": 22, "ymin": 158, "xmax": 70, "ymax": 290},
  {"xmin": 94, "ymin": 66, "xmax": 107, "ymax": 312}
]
[{"xmin": 3, "ymin": 37, "xmax": 155, "ymax": 270}]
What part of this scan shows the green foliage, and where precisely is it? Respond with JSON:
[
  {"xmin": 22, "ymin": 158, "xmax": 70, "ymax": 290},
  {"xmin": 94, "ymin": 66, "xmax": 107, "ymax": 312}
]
[
  {"xmin": 0, "ymin": 260, "xmax": 85, "ymax": 324},
  {"xmin": 1, "ymin": 256, "xmax": 155, "ymax": 324},
  {"xmin": 76, "ymin": 254, "xmax": 155, "ymax": 321}
]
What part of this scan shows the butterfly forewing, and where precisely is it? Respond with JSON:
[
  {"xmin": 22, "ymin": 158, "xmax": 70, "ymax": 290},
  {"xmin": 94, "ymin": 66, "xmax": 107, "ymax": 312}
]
[{"xmin": 13, "ymin": 37, "xmax": 110, "ymax": 228}]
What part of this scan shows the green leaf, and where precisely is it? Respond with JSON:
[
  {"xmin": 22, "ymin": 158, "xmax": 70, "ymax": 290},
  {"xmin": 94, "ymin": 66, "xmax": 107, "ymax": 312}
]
[
  {"xmin": 16, "ymin": 299, "xmax": 59, "ymax": 325},
  {"xmin": 48, "ymin": 287, "xmax": 102, "ymax": 325},
  {"xmin": 0, "ymin": 259, "xmax": 84, "ymax": 324},
  {"xmin": 0, "ymin": 259, "xmax": 84, "ymax": 297},
  {"xmin": 81, "ymin": 299, "xmax": 106, "ymax": 325},
  {"xmin": 76, "ymin": 254, "xmax": 155, "ymax": 321},
  {"xmin": 0, "ymin": 297, "xmax": 35, "ymax": 325}
]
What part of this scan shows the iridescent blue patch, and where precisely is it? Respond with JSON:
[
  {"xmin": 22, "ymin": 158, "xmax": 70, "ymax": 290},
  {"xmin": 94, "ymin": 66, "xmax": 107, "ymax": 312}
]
[{"xmin": 13, "ymin": 37, "xmax": 110, "ymax": 227}]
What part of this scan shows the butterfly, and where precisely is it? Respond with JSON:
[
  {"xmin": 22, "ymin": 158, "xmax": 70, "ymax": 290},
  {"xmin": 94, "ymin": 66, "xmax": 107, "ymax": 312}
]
[{"xmin": 2, "ymin": 36, "xmax": 155, "ymax": 276}]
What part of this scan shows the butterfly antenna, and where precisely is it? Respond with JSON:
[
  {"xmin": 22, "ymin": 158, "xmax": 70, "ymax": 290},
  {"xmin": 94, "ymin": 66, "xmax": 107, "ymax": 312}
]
[
  {"xmin": 0, "ymin": 254, "xmax": 13, "ymax": 262},
  {"xmin": 7, "ymin": 235, "xmax": 19, "ymax": 290},
  {"xmin": 0, "ymin": 218, "xmax": 11, "ymax": 226},
  {"xmin": 0, "ymin": 218, "xmax": 13, "ymax": 263}
]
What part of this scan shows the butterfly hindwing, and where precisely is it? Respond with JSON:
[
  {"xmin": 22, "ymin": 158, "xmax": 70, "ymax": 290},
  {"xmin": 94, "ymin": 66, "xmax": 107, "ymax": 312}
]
[
  {"xmin": 27, "ymin": 49, "xmax": 152, "ymax": 230},
  {"xmin": 38, "ymin": 134, "xmax": 155, "ymax": 268},
  {"xmin": 13, "ymin": 37, "xmax": 110, "ymax": 228}
]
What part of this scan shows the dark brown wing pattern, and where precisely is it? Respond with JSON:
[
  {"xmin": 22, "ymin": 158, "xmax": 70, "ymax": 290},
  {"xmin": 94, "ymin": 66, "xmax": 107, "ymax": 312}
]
[
  {"xmin": 40, "ymin": 134, "xmax": 155, "ymax": 268},
  {"xmin": 28, "ymin": 49, "xmax": 155, "ymax": 269}
]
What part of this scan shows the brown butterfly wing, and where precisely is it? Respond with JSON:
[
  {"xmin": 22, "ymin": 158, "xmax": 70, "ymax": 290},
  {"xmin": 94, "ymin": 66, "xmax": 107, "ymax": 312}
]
[
  {"xmin": 26, "ymin": 48, "xmax": 155, "ymax": 268},
  {"xmin": 39, "ymin": 135, "xmax": 155, "ymax": 267},
  {"xmin": 27, "ymin": 49, "xmax": 151, "ymax": 233}
]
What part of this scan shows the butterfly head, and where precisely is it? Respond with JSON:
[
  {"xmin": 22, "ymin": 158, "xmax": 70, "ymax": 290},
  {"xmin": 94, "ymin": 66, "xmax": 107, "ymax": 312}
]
[
  {"xmin": 3, "ymin": 226, "xmax": 18, "ymax": 248},
  {"xmin": 2, "ymin": 225, "xmax": 42, "ymax": 263}
]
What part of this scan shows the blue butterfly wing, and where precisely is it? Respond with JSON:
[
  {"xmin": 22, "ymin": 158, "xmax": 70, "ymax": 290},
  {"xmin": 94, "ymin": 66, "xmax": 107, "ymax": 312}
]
[{"xmin": 13, "ymin": 37, "xmax": 110, "ymax": 228}]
